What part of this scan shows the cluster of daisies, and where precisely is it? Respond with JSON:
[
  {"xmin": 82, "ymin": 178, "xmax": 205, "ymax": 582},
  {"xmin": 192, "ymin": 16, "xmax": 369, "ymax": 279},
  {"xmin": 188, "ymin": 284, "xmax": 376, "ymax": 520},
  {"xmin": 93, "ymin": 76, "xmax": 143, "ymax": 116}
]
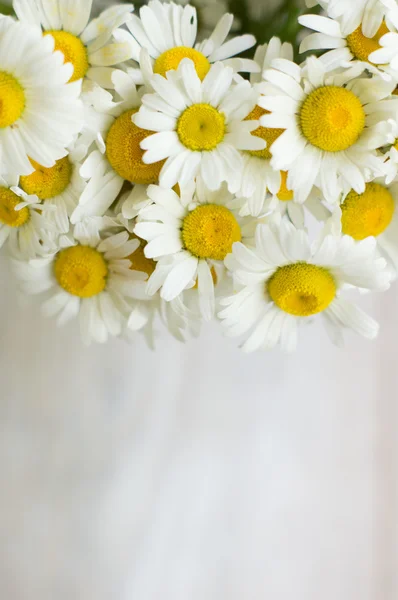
[{"xmin": 2, "ymin": 0, "xmax": 398, "ymax": 351}]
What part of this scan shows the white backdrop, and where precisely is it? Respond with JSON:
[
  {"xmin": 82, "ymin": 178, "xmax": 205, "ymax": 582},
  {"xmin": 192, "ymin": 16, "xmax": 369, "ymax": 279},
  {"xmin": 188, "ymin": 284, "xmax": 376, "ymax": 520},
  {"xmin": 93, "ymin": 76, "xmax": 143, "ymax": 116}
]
[{"xmin": 0, "ymin": 255, "xmax": 397, "ymax": 600}]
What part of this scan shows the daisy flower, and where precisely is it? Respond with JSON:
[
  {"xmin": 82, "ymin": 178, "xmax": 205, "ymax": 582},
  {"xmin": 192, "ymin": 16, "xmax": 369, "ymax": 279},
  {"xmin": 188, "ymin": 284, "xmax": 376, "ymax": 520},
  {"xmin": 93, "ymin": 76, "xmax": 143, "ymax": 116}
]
[
  {"xmin": 219, "ymin": 218, "xmax": 391, "ymax": 353},
  {"xmin": 133, "ymin": 179, "xmax": 254, "ymax": 321},
  {"xmin": 11, "ymin": 220, "xmax": 149, "ymax": 345},
  {"xmin": 0, "ymin": 175, "xmax": 56, "ymax": 259},
  {"xmin": 260, "ymin": 56, "xmax": 398, "ymax": 204},
  {"xmin": 367, "ymin": 0, "xmax": 398, "ymax": 74},
  {"xmin": 13, "ymin": 0, "xmax": 135, "ymax": 89},
  {"xmin": 114, "ymin": 0, "xmax": 258, "ymax": 82},
  {"xmin": 305, "ymin": 0, "xmax": 387, "ymax": 36},
  {"xmin": 382, "ymin": 118, "xmax": 398, "ymax": 184},
  {"xmin": 0, "ymin": 17, "xmax": 83, "ymax": 176},
  {"xmin": 330, "ymin": 178, "xmax": 398, "ymax": 277},
  {"xmin": 14, "ymin": 155, "xmax": 86, "ymax": 235},
  {"xmin": 71, "ymin": 70, "xmax": 164, "ymax": 223},
  {"xmin": 299, "ymin": 13, "xmax": 398, "ymax": 79},
  {"xmin": 123, "ymin": 234, "xmax": 200, "ymax": 346},
  {"xmin": 235, "ymin": 175, "xmax": 330, "ymax": 229},
  {"xmin": 134, "ymin": 59, "xmax": 263, "ymax": 192},
  {"xmin": 113, "ymin": 210, "xmax": 203, "ymax": 343},
  {"xmin": 237, "ymin": 38, "xmax": 295, "ymax": 216}
]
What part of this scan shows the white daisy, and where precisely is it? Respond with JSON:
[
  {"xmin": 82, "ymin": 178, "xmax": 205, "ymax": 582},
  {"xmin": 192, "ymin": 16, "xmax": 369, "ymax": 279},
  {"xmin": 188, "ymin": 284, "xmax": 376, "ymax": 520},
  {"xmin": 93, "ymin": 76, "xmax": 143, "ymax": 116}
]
[
  {"xmin": 234, "ymin": 176, "xmax": 330, "ymax": 229},
  {"xmin": 123, "ymin": 235, "xmax": 201, "ymax": 347},
  {"xmin": 0, "ymin": 17, "xmax": 83, "ymax": 177},
  {"xmin": 71, "ymin": 70, "xmax": 164, "ymax": 223},
  {"xmin": 134, "ymin": 58, "xmax": 263, "ymax": 192},
  {"xmin": 299, "ymin": 13, "xmax": 398, "ymax": 80},
  {"xmin": 12, "ymin": 155, "xmax": 86, "ymax": 235},
  {"xmin": 112, "ymin": 210, "xmax": 203, "ymax": 343},
  {"xmin": 0, "ymin": 175, "xmax": 56, "ymax": 259},
  {"xmin": 13, "ymin": 0, "xmax": 135, "ymax": 89},
  {"xmin": 114, "ymin": 0, "xmax": 258, "ymax": 82},
  {"xmin": 238, "ymin": 37, "xmax": 296, "ymax": 216},
  {"xmin": 11, "ymin": 219, "xmax": 150, "ymax": 344},
  {"xmin": 219, "ymin": 217, "xmax": 391, "ymax": 353},
  {"xmin": 133, "ymin": 179, "xmax": 254, "ymax": 321},
  {"xmin": 305, "ymin": 0, "xmax": 387, "ymax": 36},
  {"xmin": 329, "ymin": 178, "xmax": 398, "ymax": 278},
  {"xmin": 368, "ymin": 1, "xmax": 398, "ymax": 74},
  {"xmin": 260, "ymin": 56, "xmax": 398, "ymax": 204},
  {"xmin": 382, "ymin": 118, "xmax": 398, "ymax": 183}
]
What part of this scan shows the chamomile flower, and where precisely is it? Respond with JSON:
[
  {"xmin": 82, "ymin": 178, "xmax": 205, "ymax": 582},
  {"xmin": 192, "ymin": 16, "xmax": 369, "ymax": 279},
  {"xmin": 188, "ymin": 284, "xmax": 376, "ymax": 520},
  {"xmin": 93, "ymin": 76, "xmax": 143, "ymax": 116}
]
[
  {"xmin": 383, "ymin": 118, "xmax": 398, "ymax": 183},
  {"xmin": 14, "ymin": 156, "xmax": 85, "ymax": 235},
  {"xmin": 219, "ymin": 218, "xmax": 390, "ymax": 352},
  {"xmin": 238, "ymin": 38, "xmax": 296, "ymax": 215},
  {"xmin": 0, "ymin": 17, "xmax": 83, "ymax": 177},
  {"xmin": 235, "ymin": 176, "xmax": 330, "ymax": 229},
  {"xmin": 260, "ymin": 56, "xmax": 398, "ymax": 204},
  {"xmin": 115, "ymin": 0, "xmax": 258, "ymax": 82},
  {"xmin": 134, "ymin": 59, "xmax": 263, "ymax": 192},
  {"xmin": 305, "ymin": 0, "xmax": 388, "ymax": 36},
  {"xmin": 123, "ymin": 234, "xmax": 200, "ymax": 346},
  {"xmin": 299, "ymin": 14, "xmax": 398, "ymax": 79},
  {"xmin": 71, "ymin": 70, "xmax": 164, "ymax": 223},
  {"xmin": 368, "ymin": 4, "xmax": 398, "ymax": 74},
  {"xmin": 11, "ymin": 221, "xmax": 147, "ymax": 344},
  {"xmin": 13, "ymin": 0, "xmax": 135, "ymax": 88},
  {"xmin": 331, "ymin": 178, "xmax": 398, "ymax": 277},
  {"xmin": 0, "ymin": 176, "xmax": 56, "ymax": 259},
  {"xmin": 133, "ymin": 180, "xmax": 252, "ymax": 320}
]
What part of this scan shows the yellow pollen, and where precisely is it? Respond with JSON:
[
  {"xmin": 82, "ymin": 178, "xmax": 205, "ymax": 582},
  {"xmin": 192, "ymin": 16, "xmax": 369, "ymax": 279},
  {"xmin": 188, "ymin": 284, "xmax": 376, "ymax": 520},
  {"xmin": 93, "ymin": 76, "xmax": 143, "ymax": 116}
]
[
  {"xmin": 177, "ymin": 104, "xmax": 226, "ymax": 151},
  {"xmin": 245, "ymin": 105, "xmax": 284, "ymax": 159},
  {"xmin": 0, "ymin": 71, "xmax": 25, "ymax": 128},
  {"xmin": 154, "ymin": 46, "xmax": 211, "ymax": 80},
  {"xmin": 20, "ymin": 157, "xmax": 72, "ymax": 199},
  {"xmin": 346, "ymin": 21, "xmax": 389, "ymax": 63},
  {"xmin": 106, "ymin": 109, "xmax": 164, "ymax": 185},
  {"xmin": 277, "ymin": 171, "xmax": 294, "ymax": 201},
  {"xmin": 44, "ymin": 30, "xmax": 89, "ymax": 83},
  {"xmin": 0, "ymin": 187, "xmax": 30, "ymax": 228},
  {"xmin": 54, "ymin": 245, "xmax": 108, "ymax": 298},
  {"xmin": 182, "ymin": 204, "xmax": 241, "ymax": 261},
  {"xmin": 268, "ymin": 262, "xmax": 336, "ymax": 317},
  {"xmin": 341, "ymin": 182, "xmax": 395, "ymax": 240},
  {"xmin": 300, "ymin": 86, "xmax": 365, "ymax": 152},
  {"xmin": 128, "ymin": 237, "xmax": 156, "ymax": 277}
]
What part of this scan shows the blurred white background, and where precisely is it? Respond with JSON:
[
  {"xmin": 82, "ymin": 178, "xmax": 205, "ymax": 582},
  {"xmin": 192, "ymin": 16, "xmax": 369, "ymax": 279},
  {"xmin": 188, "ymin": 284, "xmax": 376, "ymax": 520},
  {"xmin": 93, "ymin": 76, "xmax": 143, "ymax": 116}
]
[
  {"xmin": 1, "ymin": 0, "xmax": 398, "ymax": 598},
  {"xmin": 1, "ymin": 252, "xmax": 397, "ymax": 600}
]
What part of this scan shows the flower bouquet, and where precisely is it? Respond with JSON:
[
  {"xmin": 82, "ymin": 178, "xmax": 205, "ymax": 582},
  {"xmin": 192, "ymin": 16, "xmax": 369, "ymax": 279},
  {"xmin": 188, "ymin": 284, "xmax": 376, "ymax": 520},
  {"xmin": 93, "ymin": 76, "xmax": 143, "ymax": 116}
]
[{"xmin": 1, "ymin": 0, "xmax": 398, "ymax": 351}]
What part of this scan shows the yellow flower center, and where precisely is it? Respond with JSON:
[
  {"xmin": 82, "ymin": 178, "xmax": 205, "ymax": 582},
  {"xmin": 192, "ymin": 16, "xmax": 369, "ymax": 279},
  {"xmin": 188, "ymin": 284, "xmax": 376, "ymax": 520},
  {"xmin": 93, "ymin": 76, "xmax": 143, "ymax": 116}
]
[
  {"xmin": 268, "ymin": 262, "xmax": 336, "ymax": 317},
  {"xmin": 0, "ymin": 187, "xmax": 30, "ymax": 228},
  {"xmin": 44, "ymin": 30, "xmax": 89, "ymax": 83},
  {"xmin": 19, "ymin": 157, "xmax": 72, "ymax": 199},
  {"xmin": 182, "ymin": 204, "xmax": 241, "ymax": 261},
  {"xmin": 129, "ymin": 238, "xmax": 156, "ymax": 277},
  {"xmin": 341, "ymin": 182, "xmax": 395, "ymax": 240},
  {"xmin": 300, "ymin": 86, "xmax": 365, "ymax": 152},
  {"xmin": 154, "ymin": 46, "xmax": 211, "ymax": 80},
  {"xmin": 177, "ymin": 104, "xmax": 226, "ymax": 151},
  {"xmin": 277, "ymin": 171, "xmax": 294, "ymax": 201},
  {"xmin": 346, "ymin": 21, "xmax": 389, "ymax": 63},
  {"xmin": 106, "ymin": 109, "xmax": 164, "ymax": 185},
  {"xmin": 0, "ymin": 71, "xmax": 25, "ymax": 128},
  {"xmin": 245, "ymin": 105, "xmax": 284, "ymax": 159},
  {"xmin": 54, "ymin": 245, "xmax": 108, "ymax": 298}
]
